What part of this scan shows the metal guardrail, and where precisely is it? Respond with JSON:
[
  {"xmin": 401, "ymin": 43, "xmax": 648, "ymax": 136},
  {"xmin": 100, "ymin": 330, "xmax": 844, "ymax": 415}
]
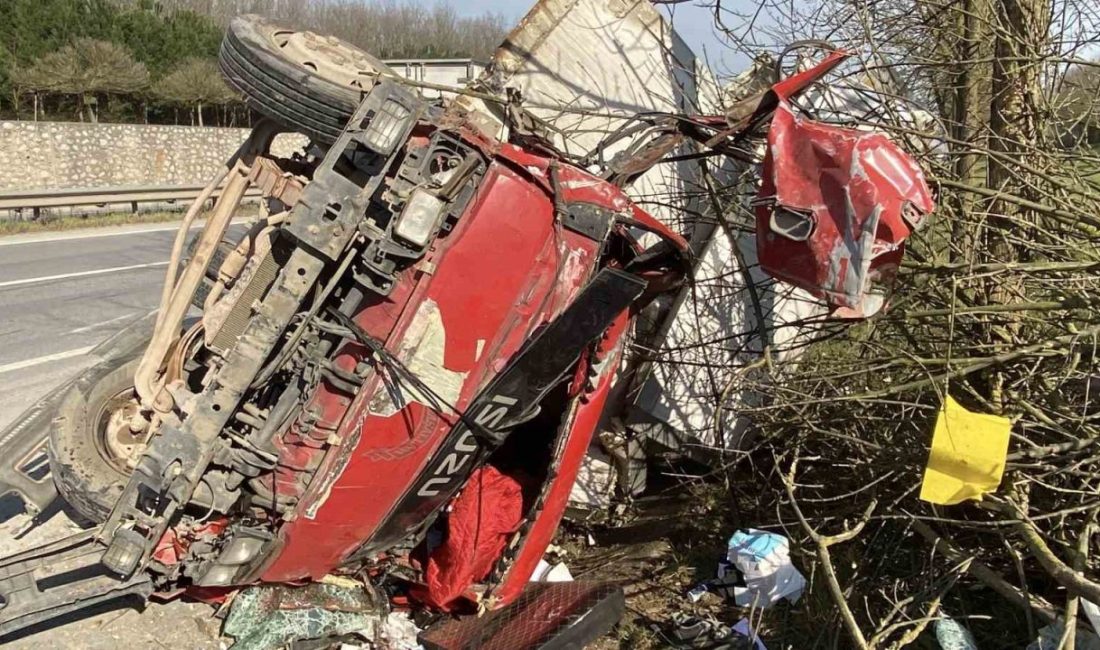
[{"xmin": 0, "ymin": 184, "xmax": 263, "ymax": 215}]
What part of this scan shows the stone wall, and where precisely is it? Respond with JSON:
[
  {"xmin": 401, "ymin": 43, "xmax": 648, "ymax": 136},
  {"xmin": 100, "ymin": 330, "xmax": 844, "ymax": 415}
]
[{"xmin": 0, "ymin": 121, "xmax": 305, "ymax": 191}]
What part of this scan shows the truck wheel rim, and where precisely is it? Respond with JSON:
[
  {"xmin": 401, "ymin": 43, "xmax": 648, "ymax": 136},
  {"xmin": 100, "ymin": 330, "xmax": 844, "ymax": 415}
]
[
  {"xmin": 263, "ymin": 25, "xmax": 388, "ymax": 93},
  {"xmin": 94, "ymin": 389, "xmax": 144, "ymax": 475}
]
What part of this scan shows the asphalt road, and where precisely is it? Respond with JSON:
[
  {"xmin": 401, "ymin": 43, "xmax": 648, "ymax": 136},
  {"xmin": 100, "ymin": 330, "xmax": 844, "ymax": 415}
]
[{"xmin": 0, "ymin": 222, "xmax": 227, "ymax": 649}]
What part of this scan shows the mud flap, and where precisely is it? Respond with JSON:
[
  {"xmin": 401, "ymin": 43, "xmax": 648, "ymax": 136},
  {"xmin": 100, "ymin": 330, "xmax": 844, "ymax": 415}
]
[
  {"xmin": 419, "ymin": 581, "xmax": 625, "ymax": 650},
  {"xmin": 0, "ymin": 530, "xmax": 152, "ymax": 639}
]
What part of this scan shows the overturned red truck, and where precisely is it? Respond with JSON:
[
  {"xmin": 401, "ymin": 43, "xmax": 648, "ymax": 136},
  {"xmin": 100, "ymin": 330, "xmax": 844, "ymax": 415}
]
[{"xmin": 0, "ymin": 5, "xmax": 933, "ymax": 648}]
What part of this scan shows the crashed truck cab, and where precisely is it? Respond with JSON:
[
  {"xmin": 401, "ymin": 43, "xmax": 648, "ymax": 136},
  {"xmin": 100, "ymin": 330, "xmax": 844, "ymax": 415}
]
[
  {"xmin": 0, "ymin": 15, "xmax": 690, "ymax": 644},
  {"xmin": 0, "ymin": 8, "xmax": 936, "ymax": 649}
]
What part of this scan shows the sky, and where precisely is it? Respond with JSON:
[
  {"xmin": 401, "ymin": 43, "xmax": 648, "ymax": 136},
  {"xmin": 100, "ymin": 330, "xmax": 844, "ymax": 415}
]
[{"xmin": 446, "ymin": 0, "xmax": 755, "ymax": 77}]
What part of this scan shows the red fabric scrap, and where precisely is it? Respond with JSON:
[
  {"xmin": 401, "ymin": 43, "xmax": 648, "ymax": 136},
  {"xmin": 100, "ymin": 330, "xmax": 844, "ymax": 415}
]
[{"xmin": 415, "ymin": 465, "xmax": 525, "ymax": 611}]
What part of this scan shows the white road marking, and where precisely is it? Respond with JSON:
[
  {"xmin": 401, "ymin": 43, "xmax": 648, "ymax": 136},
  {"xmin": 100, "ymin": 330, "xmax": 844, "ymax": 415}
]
[
  {"xmin": 0, "ymin": 346, "xmax": 94, "ymax": 375},
  {"xmin": 67, "ymin": 312, "xmax": 137, "ymax": 334},
  {"xmin": 0, "ymin": 222, "xmax": 186, "ymax": 247},
  {"xmin": 0, "ymin": 217, "xmax": 249, "ymax": 248},
  {"xmin": 0, "ymin": 261, "xmax": 169, "ymax": 289}
]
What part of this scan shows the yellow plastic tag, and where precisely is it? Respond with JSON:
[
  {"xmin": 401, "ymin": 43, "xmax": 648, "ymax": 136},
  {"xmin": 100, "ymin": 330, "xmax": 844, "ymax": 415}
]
[{"xmin": 919, "ymin": 396, "xmax": 1012, "ymax": 505}]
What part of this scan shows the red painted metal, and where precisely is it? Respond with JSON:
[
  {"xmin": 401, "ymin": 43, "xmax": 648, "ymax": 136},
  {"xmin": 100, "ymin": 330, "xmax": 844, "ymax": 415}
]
[
  {"xmin": 768, "ymin": 50, "xmax": 850, "ymax": 106},
  {"xmin": 152, "ymin": 519, "xmax": 228, "ymax": 567},
  {"xmin": 492, "ymin": 311, "xmax": 630, "ymax": 605},
  {"xmin": 755, "ymin": 98, "xmax": 935, "ymax": 318},
  {"xmin": 261, "ymin": 153, "xmax": 637, "ymax": 582}
]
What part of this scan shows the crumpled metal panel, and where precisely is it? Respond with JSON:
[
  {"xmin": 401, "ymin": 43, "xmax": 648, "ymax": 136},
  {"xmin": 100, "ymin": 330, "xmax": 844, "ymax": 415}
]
[{"xmin": 755, "ymin": 98, "xmax": 935, "ymax": 318}]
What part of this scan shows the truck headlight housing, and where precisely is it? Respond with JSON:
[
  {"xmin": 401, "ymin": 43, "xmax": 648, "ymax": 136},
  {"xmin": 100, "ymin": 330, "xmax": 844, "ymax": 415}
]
[
  {"xmin": 363, "ymin": 98, "xmax": 411, "ymax": 153},
  {"xmin": 394, "ymin": 188, "xmax": 446, "ymax": 247}
]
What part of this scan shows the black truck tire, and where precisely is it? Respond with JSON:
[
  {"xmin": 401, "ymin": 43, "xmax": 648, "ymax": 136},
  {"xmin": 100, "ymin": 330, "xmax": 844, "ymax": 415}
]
[
  {"xmin": 47, "ymin": 356, "xmax": 141, "ymax": 524},
  {"xmin": 219, "ymin": 14, "xmax": 392, "ymax": 144}
]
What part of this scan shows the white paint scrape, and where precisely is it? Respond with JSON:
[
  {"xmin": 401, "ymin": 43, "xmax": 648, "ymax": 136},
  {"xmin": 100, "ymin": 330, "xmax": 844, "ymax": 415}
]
[{"xmin": 369, "ymin": 298, "xmax": 467, "ymax": 417}]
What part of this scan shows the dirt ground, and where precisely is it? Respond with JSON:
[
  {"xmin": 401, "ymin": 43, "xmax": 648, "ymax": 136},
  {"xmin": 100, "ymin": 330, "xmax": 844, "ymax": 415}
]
[
  {"xmin": 0, "ymin": 499, "xmax": 226, "ymax": 649},
  {"xmin": 0, "ymin": 469, "xmax": 772, "ymax": 649}
]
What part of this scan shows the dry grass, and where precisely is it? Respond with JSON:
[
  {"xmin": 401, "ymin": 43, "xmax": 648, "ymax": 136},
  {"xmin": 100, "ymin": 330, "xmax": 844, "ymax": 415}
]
[{"xmin": 0, "ymin": 211, "xmax": 185, "ymax": 237}]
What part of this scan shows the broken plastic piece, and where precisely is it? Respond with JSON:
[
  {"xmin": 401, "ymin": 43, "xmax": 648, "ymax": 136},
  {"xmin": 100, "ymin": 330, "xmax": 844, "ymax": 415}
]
[
  {"xmin": 733, "ymin": 618, "xmax": 768, "ymax": 650},
  {"xmin": 935, "ymin": 616, "xmax": 978, "ymax": 649},
  {"xmin": 726, "ymin": 529, "xmax": 805, "ymax": 607},
  {"xmin": 920, "ymin": 396, "xmax": 1012, "ymax": 505},
  {"xmin": 529, "ymin": 558, "xmax": 573, "ymax": 582}
]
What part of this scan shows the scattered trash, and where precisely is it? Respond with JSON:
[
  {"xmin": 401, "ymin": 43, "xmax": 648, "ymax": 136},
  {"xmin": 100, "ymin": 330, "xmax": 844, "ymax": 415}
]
[
  {"xmin": 685, "ymin": 582, "xmax": 711, "ymax": 603},
  {"xmin": 530, "ymin": 558, "xmax": 574, "ymax": 582},
  {"xmin": 664, "ymin": 613, "xmax": 755, "ymax": 649},
  {"xmin": 1083, "ymin": 600, "xmax": 1100, "ymax": 638},
  {"xmin": 686, "ymin": 567, "xmax": 740, "ymax": 603},
  {"xmin": 223, "ymin": 582, "xmax": 382, "ymax": 650},
  {"xmin": 717, "ymin": 557, "xmax": 734, "ymax": 579},
  {"xmin": 935, "ymin": 616, "xmax": 978, "ymax": 650},
  {"xmin": 920, "ymin": 396, "xmax": 1012, "ymax": 505},
  {"xmin": 1027, "ymin": 619, "xmax": 1100, "ymax": 650},
  {"xmin": 379, "ymin": 611, "xmax": 423, "ymax": 650},
  {"xmin": 732, "ymin": 618, "xmax": 768, "ymax": 650},
  {"xmin": 726, "ymin": 529, "xmax": 806, "ymax": 608}
]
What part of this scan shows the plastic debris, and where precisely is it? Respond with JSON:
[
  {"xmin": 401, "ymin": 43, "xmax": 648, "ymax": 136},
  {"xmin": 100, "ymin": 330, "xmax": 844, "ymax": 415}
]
[
  {"xmin": 935, "ymin": 616, "xmax": 978, "ymax": 649},
  {"xmin": 379, "ymin": 611, "xmax": 423, "ymax": 650},
  {"xmin": 530, "ymin": 558, "xmax": 574, "ymax": 582},
  {"xmin": 1083, "ymin": 600, "xmax": 1100, "ymax": 638},
  {"xmin": 727, "ymin": 529, "xmax": 806, "ymax": 608},
  {"xmin": 920, "ymin": 396, "xmax": 1012, "ymax": 505},
  {"xmin": 223, "ymin": 582, "xmax": 382, "ymax": 650},
  {"xmin": 686, "ymin": 562, "xmax": 740, "ymax": 603},
  {"xmin": 665, "ymin": 614, "xmax": 751, "ymax": 649},
  {"xmin": 1027, "ymin": 619, "xmax": 1100, "ymax": 650},
  {"xmin": 733, "ymin": 618, "xmax": 768, "ymax": 650}
]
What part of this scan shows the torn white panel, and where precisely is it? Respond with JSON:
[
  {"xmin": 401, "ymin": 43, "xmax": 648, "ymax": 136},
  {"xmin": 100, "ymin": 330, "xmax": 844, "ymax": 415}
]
[
  {"xmin": 369, "ymin": 299, "xmax": 467, "ymax": 417},
  {"xmin": 568, "ymin": 445, "xmax": 615, "ymax": 509},
  {"xmin": 481, "ymin": 0, "xmax": 722, "ymax": 227},
  {"xmin": 628, "ymin": 169, "xmax": 826, "ymax": 456},
  {"xmin": 529, "ymin": 558, "xmax": 574, "ymax": 582}
]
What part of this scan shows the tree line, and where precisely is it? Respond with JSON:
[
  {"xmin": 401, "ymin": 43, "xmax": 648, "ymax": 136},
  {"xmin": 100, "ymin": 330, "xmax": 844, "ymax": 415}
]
[
  {"xmin": 0, "ymin": 0, "xmax": 508, "ymax": 126},
  {"xmin": 147, "ymin": 0, "xmax": 511, "ymax": 60}
]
